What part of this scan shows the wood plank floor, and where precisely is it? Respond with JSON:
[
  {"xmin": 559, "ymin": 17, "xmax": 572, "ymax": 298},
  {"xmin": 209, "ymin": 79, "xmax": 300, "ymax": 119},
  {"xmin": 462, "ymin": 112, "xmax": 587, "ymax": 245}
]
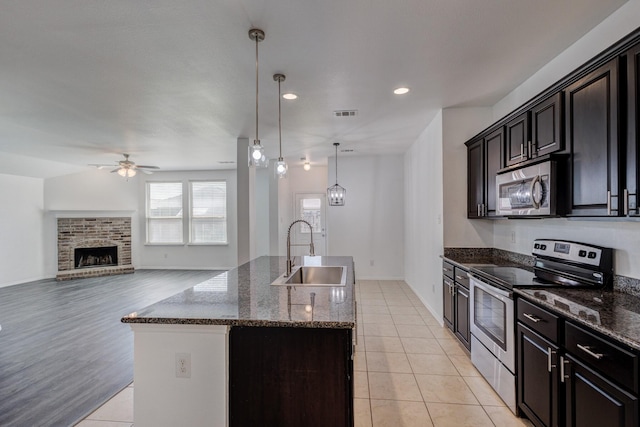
[{"xmin": 0, "ymin": 269, "xmax": 224, "ymax": 427}]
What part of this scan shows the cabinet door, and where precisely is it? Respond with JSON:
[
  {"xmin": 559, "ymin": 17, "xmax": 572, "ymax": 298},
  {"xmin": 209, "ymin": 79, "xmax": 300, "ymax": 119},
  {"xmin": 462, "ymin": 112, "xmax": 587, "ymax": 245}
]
[
  {"xmin": 565, "ymin": 58, "xmax": 620, "ymax": 216},
  {"xmin": 532, "ymin": 92, "xmax": 563, "ymax": 158},
  {"xmin": 564, "ymin": 355, "xmax": 638, "ymax": 427},
  {"xmin": 626, "ymin": 43, "xmax": 640, "ymax": 216},
  {"xmin": 454, "ymin": 285, "xmax": 470, "ymax": 350},
  {"xmin": 485, "ymin": 127, "xmax": 504, "ymax": 216},
  {"xmin": 517, "ymin": 324, "xmax": 560, "ymax": 427},
  {"xmin": 505, "ymin": 112, "xmax": 530, "ymax": 166},
  {"xmin": 443, "ymin": 278, "xmax": 454, "ymax": 330},
  {"xmin": 467, "ymin": 138, "xmax": 484, "ymax": 218}
]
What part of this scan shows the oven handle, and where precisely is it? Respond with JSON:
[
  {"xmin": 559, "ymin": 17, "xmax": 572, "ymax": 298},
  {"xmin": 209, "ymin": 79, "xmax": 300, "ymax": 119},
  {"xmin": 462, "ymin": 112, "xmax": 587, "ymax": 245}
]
[
  {"xmin": 530, "ymin": 175, "xmax": 542, "ymax": 209},
  {"xmin": 469, "ymin": 275, "xmax": 512, "ymax": 299}
]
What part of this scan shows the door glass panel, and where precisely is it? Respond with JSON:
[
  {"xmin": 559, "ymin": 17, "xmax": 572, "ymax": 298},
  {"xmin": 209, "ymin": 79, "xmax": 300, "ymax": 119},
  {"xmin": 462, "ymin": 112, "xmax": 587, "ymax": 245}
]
[
  {"xmin": 473, "ymin": 288, "xmax": 507, "ymax": 350},
  {"xmin": 300, "ymin": 198, "xmax": 322, "ymax": 233}
]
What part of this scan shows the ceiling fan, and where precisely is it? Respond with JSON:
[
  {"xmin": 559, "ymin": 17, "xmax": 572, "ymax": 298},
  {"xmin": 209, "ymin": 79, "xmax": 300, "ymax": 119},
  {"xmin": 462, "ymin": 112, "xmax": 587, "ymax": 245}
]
[{"xmin": 90, "ymin": 154, "xmax": 160, "ymax": 178}]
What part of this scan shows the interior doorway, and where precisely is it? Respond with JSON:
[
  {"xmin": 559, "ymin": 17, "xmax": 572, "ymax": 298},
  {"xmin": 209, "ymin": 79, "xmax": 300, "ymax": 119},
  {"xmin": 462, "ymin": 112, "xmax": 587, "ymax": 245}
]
[{"xmin": 292, "ymin": 193, "xmax": 327, "ymax": 256}]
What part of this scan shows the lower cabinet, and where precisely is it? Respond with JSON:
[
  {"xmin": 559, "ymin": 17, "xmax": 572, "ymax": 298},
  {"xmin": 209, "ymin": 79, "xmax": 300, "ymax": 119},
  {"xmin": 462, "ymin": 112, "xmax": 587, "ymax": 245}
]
[
  {"xmin": 517, "ymin": 296, "xmax": 639, "ymax": 427},
  {"xmin": 442, "ymin": 261, "xmax": 470, "ymax": 351},
  {"xmin": 564, "ymin": 354, "xmax": 637, "ymax": 427},
  {"xmin": 517, "ymin": 324, "xmax": 560, "ymax": 427},
  {"xmin": 229, "ymin": 326, "xmax": 353, "ymax": 427}
]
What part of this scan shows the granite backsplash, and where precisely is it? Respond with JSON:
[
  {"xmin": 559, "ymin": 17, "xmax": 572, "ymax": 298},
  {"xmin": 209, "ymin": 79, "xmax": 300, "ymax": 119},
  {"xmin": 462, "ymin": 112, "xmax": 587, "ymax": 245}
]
[{"xmin": 444, "ymin": 247, "xmax": 640, "ymax": 298}]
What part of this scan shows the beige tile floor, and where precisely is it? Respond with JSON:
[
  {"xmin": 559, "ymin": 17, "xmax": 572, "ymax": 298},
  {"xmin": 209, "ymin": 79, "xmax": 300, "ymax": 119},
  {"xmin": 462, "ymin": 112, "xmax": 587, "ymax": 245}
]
[{"xmin": 76, "ymin": 280, "xmax": 533, "ymax": 427}]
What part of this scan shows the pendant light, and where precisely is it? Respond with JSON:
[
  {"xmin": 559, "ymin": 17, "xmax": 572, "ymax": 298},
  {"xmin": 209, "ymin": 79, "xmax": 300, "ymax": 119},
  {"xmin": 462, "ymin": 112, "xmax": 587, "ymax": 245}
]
[
  {"xmin": 248, "ymin": 28, "xmax": 268, "ymax": 168},
  {"xmin": 273, "ymin": 73, "xmax": 288, "ymax": 178},
  {"xmin": 327, "ymin": 142, "xmax": 346, "ymax": 206}
]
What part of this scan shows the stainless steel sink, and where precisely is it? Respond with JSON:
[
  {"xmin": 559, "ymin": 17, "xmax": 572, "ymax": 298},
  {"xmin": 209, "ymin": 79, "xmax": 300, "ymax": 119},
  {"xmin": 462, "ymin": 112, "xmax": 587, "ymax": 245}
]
[{"xmin": 271, "ymin": 266, "xmax": 347, "ymax": 287}]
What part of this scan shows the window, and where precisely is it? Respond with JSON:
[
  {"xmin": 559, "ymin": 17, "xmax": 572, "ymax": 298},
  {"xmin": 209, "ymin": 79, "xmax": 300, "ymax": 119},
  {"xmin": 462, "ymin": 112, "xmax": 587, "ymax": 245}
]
[
  {"xmin": 190, "ymin": 181, "xmax": 227, "ymax": 244},
  {"xmin": 147, "ymin": 182, "xmax": 183, "ymax": 243}
]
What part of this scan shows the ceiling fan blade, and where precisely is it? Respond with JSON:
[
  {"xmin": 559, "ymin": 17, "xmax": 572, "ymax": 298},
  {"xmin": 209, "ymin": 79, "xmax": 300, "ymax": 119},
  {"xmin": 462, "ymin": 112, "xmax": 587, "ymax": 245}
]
[
  {"xmin": 110, "ymin": 168, "xmax": 120, "ymax": 173},
  {"xmin": 88, "ymin": 164, "xmax": 115, "ymax": 169},
  {"xmin": 136, "ymin": 165, "xmax": 160, "ymax": 169},
  {"xmin": 140, "ymin": 169, "xmax": 154, "ymax": 175}
]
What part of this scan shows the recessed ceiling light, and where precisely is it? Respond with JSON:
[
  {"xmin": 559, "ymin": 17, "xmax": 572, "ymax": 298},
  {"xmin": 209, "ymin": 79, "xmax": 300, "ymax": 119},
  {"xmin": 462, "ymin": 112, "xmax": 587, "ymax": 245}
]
[
  {"xmin": 283, "ymin": 93, "xmax": 298, "ymax": 100},
  {"xmin": 394, "ymin": 87, "xmax": 410, "ymax": 95}
]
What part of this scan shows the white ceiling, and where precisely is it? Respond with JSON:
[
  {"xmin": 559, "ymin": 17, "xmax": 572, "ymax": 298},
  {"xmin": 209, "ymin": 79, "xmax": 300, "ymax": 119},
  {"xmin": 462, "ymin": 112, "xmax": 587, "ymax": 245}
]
[{"xmin": 0, "ymin": 0, "xmax": 629, "ymax": 178}]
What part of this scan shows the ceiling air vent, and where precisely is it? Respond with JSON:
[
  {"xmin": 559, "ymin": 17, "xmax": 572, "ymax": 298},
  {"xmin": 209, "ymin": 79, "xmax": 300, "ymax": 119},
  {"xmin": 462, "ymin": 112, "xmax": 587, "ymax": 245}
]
[{"xmin": 333, "ymin": 110, "xmax": 358, "ymax": 117}]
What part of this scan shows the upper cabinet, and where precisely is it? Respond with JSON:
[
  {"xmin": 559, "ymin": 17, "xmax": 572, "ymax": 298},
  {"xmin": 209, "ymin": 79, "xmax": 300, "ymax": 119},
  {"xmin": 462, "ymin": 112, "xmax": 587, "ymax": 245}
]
[
  {"xmin": 625, "ymin": 43, "xmax": 640, "ymax": 217},
  {"xmin": 564, "ymin": 58, "xmax": 620, "ymax": 217},
  {"xmin": 505, "ymin": 93, "xmax": 563, "ymax": 167},
  {"xmin": 467, "ymin": 127, "xmax": 504, "ymax": 218}
]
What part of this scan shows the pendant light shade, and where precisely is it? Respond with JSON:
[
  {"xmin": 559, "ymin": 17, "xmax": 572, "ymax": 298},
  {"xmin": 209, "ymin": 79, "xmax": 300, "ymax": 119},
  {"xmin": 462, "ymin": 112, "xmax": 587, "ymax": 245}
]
[
  {"xmin": 327, "ymin": 142, "xmax": 346, "ymax": 206},
  {"xmin": 248, "ymin": 28, "xmax": 269, "ymax": 168},
  {"xmin": 274, "ymin": 73, "xmax": 288, "ymax": 178}
]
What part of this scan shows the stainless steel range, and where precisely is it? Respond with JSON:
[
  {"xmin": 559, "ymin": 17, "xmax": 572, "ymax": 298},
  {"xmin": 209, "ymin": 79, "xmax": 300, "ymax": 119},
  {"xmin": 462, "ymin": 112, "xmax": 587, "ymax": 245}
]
[{"xmin": 468, "ymin": 239, "xmax": 613, "ymax": 414}]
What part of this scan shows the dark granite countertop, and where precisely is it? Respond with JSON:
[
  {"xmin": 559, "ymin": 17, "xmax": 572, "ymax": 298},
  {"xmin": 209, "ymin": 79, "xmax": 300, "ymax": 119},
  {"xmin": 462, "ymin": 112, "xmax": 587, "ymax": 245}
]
[
  {"xmin": 515, "ymin": 288, "xmax": 640, "ymax": 352},
  {"xmin": 442, "ymin": 249, "xmax": 640, "ymax": 352},
  {"xmin": 121, "ymin": 256, "xmax": 355, "ymax": 329}
]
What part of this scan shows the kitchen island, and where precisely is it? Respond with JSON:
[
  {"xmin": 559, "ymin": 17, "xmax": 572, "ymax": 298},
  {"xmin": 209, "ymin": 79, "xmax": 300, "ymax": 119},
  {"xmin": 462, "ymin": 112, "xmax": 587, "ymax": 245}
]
[{"xmin": 122, "ymin": 255, "xmax": 355, "ymax": 427}]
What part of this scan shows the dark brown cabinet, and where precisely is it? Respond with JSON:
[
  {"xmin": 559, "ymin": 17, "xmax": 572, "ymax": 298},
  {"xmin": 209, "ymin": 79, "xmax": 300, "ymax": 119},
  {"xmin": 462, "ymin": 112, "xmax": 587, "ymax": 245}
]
[
  {"xmin": 506, "ymin": 112, "xmax": 530, "ymax": 166},
  {"xmin": 564, "ymin": 355, "xmax": 637, "ymax": 427},
  {"xmin": 442, "ymin": 261, "xmax": 470, "ymax": 350},
  {"xmin": 454, "ymin": 278, "xmax": 470, "ymax": 350},
  {"xmin": 467, "ymin": 127, "xmax": 504, "ymax": 218},
  {"xmin": 625, "ymin": 43, "xmax": 640, "ymax": 216},
  {"xmin": 517, "ymin": 296, "xmax": 639, "ymax": 427},
  {"xmin": 517, "ymin": 298, "xmax": 561, "ymax": 427},
  {"xmin": 564, "ymin": 58, "xmax": 621, "ymax": 216},
  {"xmin": 517, "ymin": 325, "xmax": 560, "ymax": 427},
  {"xmin": 229, "ymin": 326, "xmax": 353, "ymax": 427}
]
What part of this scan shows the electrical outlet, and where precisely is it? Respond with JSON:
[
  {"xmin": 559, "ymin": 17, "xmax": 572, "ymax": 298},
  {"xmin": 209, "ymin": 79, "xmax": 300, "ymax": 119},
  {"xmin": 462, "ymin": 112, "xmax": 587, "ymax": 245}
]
[{"xmin": 175, "ymin": 353, "xmax": 191, "ymax": 378}]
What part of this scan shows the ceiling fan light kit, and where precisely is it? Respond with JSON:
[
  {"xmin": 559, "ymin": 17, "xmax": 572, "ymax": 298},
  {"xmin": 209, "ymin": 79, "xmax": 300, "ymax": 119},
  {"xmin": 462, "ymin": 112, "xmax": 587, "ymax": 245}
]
[
  {"xmin": 327, "ymin": 142, "xmax": 346, "ymax": 206},
  {"xmin": 274, "ymin": 73, "xmax": 288, "ymax": 179},
  {"xmin": 90, "ymin": 153, "xmax": 159, "ymax": 180},
  {"xmin": 248, "ymin": 28, "xmax": 269, "ymax": 169}
]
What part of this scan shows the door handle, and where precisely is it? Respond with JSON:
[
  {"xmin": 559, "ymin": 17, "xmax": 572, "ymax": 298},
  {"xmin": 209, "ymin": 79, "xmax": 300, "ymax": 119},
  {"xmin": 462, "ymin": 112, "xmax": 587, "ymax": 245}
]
[
  {"xmin": 547, "ymin": 348, "xmax": 556, "ymax": 372},
  {"xmin": 624, "ymin": 189, "xmax": 629, "ymax": 216},
  {"xmin": 520, "ymin": 143, "xmax": 524, "ymax": 160},
  {"xmin": 530, "ymin": 175, "xmax": 542, "ymax": 209},
  {"xmin": 560, "ymin": 356, "xmax": 569, "ymax": 383},
  {"xmin": 523, "ymin": 313, "xmax": 541, "ymax": 323}
]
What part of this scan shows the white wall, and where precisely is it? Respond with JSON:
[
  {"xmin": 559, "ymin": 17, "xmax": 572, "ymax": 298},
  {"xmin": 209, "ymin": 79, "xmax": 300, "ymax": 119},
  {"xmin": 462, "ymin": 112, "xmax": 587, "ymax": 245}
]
[
  {"xmin": 490, "ymin": 0, "xmax": 640, "ymax": 279},
  {"xmin": 0, "ymin": 174, "xmax": 45, "ymax": 287},
  {"xmin": 404, "ymin": 112, "xmax": 444, "ymax": 317},
  {"xmin": 442, "ymin": 108, "xmax": 494, "ymax": 248},
  {"xmin": 277, "ymin": 164, "xmax": 328, "ymax": 256},
  {"xmin": 44, "ymin": 168, "xmax": 238, "ymax": 274},
  {"xmin": 328, "ymin": 155, "xmax": 404, "ymax": 280}
]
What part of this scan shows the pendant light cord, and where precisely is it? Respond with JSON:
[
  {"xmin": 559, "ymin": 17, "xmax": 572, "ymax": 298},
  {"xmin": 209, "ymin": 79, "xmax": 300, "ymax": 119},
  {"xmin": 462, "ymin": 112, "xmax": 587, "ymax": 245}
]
[
  {"xmin": 255, "ymin": 35, "xmax": 259, "ymax": 143},
  {"xmin": 335, "ymin": 143, "xmax": 339, "ymax": 185},
  {"xmin": 278, "ymin": 78, "xmax": 282, "ymax": 159}
]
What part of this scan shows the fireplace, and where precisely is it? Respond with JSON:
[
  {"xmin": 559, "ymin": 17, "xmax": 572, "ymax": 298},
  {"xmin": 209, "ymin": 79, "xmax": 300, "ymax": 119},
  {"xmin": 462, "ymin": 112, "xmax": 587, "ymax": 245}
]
[
  {"xmin": 56, "ymin": 216, "xmax": 134, "ymax": 280},
  {"xmin": 75, "ymin": 246, "xmax": 118, "ymax": 269}
]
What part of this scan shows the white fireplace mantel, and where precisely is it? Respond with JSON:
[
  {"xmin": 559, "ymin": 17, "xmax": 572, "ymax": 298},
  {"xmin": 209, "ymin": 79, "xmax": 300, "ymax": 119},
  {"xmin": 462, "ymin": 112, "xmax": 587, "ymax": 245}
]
[{"xmin": 48, "ymin": 210, "xmax": 136, "ymax": 218}]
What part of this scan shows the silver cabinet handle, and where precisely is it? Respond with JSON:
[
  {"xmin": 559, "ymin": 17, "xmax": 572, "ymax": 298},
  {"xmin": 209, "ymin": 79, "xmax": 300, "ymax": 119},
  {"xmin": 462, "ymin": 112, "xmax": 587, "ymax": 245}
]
[
  {"xmin": 528, "ymin": 140, "xmax": 532, "ymax": 157},
  {"xmin": 477, "ymin": 204, "xmax": 481, "ymax": 217},
  {"xmin": 577, "ymin": 344, "xmax": 604, "ymax": 360},
  {"xmin": 547, "ymin": 348, "xmax": 556, "ymax": 372},
  {"xmin": 607, "ymin": 190, "xmax": 611, "ymax": 215},
  {"xmin": 456, "ymin": 275, "xmax": 465, "ymax": 280},
  {"xmin": 624, "ymin": 188, "xmax": 629, "ymax": 216},
  {"xmin": 523, "ymin": 313, "xmax": 541, "ymax": 323},
  {"xmin": 560, "ymin": 355, "xmax": 569, "ymax": 383},
  {"xmin": 520, "ymin": 142, "xmax": 524, "ymax": 160}
]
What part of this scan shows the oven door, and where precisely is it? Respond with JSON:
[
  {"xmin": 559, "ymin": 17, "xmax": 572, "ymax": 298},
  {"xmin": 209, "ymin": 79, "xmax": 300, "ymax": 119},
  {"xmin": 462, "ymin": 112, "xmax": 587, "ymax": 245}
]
[{"xmin": 469, "ymin": 275, "xmax": 515, "ymax": 373}]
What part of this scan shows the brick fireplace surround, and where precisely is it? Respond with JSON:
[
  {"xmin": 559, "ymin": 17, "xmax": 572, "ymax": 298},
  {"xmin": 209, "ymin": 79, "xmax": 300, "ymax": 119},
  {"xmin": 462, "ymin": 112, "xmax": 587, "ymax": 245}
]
[{"xmin": 56, "ymin": 217, "xmax": 134, "ymax": 280}]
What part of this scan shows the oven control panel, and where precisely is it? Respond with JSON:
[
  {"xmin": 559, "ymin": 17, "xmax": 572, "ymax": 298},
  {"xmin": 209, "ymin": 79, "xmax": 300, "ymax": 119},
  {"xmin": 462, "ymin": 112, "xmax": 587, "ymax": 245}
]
[{"xmin": 532, "ymin": 239, "xmax": 604, "ymax": 268}]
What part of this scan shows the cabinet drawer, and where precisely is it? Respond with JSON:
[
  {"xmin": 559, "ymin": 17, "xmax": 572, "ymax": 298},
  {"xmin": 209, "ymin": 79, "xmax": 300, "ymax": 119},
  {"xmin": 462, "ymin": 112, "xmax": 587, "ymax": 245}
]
[
  {"xmin": 442, "ymin": 261, "xmax": 454, "ymax": 279},
  {"xmin": 565, "ymin": 322, "xmax": 638, "ymax": 394},
  {"xmin": 517, "ymin": 298, "xmax": 560, "ymax": 343},
  {"xmin": 454, "ymin": 267, "xmax": 469, "ymax": 289}
]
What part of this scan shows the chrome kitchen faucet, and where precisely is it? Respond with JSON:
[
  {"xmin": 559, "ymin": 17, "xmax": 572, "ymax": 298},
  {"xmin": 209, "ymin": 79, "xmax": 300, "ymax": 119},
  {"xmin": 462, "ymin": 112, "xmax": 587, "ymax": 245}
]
[{"xmin": 286, "ymin": 219, "xmax": 315, "ymax": 276}]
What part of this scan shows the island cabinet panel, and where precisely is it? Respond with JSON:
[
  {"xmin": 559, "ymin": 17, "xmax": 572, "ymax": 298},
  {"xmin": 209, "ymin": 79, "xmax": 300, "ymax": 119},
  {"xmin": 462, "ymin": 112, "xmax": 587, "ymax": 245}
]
[
  {"xmin": 564, "ymin": 57, "xmax": 620, "ymax": 216},
  {"xmin": 229, "ymin": 326, "xmax": 353, "ymax": 427}
]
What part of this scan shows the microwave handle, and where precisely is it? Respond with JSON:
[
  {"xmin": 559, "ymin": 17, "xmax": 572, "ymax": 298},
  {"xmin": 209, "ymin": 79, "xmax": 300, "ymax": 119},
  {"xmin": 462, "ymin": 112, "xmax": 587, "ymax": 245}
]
[{"xmin": 530, "ymin": 175, "xmax": 542, "ymax": 209}]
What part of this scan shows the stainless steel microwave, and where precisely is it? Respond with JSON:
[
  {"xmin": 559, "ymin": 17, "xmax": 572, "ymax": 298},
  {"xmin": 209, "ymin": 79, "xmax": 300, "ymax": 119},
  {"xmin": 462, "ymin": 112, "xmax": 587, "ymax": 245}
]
[{"xmin": 496, "ymin": 161, "xmax": 560, "ymax": 217}]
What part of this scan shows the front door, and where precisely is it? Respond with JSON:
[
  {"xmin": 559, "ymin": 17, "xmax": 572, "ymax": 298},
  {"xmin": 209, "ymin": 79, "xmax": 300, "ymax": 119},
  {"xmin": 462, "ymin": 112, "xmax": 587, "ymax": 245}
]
[{"xmin": 292, "ymin": 193, "xmax": 327, "ymax": 256}]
